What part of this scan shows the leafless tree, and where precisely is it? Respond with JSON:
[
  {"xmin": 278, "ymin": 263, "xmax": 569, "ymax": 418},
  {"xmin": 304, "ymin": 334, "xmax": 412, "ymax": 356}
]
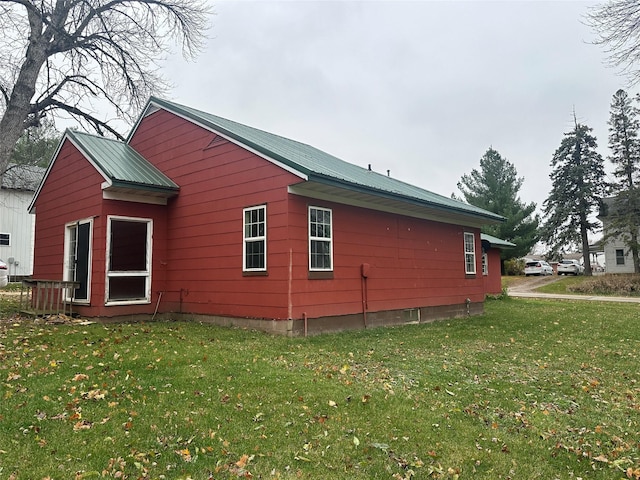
[
  {"xmin": 0, "ymin": 0, "xmax": 211, "ymax": 176},
  {"xmin": 587, "ymin": 0, "xmax": 640, "ymax": 85}
]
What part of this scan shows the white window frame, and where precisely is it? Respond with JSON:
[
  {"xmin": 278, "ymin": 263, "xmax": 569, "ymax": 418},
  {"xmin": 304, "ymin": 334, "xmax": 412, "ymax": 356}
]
[
  {"xmin": 308, "ymin": 206, "xmax": 333, "ymax": 271},
  {"xmin": 243, "ymin": 205, "xmax": 267, "ymax": 272},
  {"xmin": 482, "ymin": 252, "xmax": 488, "ymax": 276},
  {"xmin": 615, "ymin": 248, "xmax": 625, "ymax": 265},
  {"xmin": 464, "ymin": 232, "xmax": 476, "ymax": 275},
  {"xmin": 0, "ymin": 233, "xmax": 10, "ymax": 246},
  {"xmin": 105, "ymin": 215, "xmax": 152, "ymax": 305},
  {"xmin": 63, "ymin": 218, "xmax": 93, "ymax": 304}
]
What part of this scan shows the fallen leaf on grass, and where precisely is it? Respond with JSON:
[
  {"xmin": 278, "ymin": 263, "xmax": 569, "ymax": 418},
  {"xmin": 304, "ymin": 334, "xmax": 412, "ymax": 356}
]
[
  {"xmin": 176, "ymin": 448, "xmax": 193, "ymax": 462},
  {"xmin": 82, "ymin": 389, "xmax": 106, "ymax": 401},
  {"xmin": 73, "ymin": 420, "xmax": 93, "ymax": 431},
  {"xmin": 236, "ymin": 454, "xmax": 250, "ymax": 468}
]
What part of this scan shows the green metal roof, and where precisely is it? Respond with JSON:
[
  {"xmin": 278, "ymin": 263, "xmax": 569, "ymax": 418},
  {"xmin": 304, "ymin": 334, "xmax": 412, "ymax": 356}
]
[
  {"xmin": 68, "ymin": 130, "xmax": 179, "ymax": 193},
  {"xmin": 144, "ymin": 97, "xmax": 503, "ymax": 223},
  {"xmin": 481, "ymin": 233, "xmax": 516, "ymax": 248}
]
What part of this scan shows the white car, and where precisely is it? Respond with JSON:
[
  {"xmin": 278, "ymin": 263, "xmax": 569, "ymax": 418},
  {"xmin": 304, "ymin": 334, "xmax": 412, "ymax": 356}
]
[
  {"xmin": 0, "ymin": 259, "xmax": 7, "ymax": 288},
  {"xmin": 524, "ymin": 260, "xmax": 554, "ymax": 276},
  {"xmin": 557, "ymin": 259, "xmax": 584, "ymax": 276}
]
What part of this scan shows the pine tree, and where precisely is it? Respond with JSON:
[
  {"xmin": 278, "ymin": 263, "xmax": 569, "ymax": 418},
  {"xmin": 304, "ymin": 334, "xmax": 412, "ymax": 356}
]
[
  {"xmin": 10, "ymin": 119, "xmax": 60, "ymax": 168},
  {"xmin": 604, "ymin": 89, "xmax": 640, "ymax": 273},
  {"xmin": 541, "ymin": 117, "xmax": 606, "ymax": 275},
  {"xmin": 458, "ymin": 147, "xmax": 539, "ymax": 260}
]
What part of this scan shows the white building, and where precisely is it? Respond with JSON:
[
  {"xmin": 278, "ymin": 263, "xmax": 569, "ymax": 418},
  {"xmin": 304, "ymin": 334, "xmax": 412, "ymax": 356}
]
[
  {"xmin": 598, "ymin": 196, "xmax": 638, "ymax": 274},
  {"xmin": 0, "ymin": 164, "xmax": 45, "ymax": 279}
]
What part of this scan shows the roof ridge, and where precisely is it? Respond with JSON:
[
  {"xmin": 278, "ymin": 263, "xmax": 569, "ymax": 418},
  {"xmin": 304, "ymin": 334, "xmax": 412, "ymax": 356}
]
[
  {"xmin": 67, "ymin": 129, "xmax": 124, "ymax": 144},
  {"xmin": 150, "ymin": 96, "xmax": 318, "ymax": 149},
  {"xmin": 144, "ymin": 96, "xmax": 503, "ymax": 223}
]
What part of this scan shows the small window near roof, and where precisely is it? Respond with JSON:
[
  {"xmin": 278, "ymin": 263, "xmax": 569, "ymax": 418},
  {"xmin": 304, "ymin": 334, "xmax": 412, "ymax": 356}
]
[
  {"xmin": 616, "ymin": 249, "xmax": 625, "ymax": 265},
  {"xmin": 464, "ymin": 232, "xmax": 476, "ymax": 275},
  {"xmin": 0, "ymin": 233, "xmax": 9, "ymax": 246}
]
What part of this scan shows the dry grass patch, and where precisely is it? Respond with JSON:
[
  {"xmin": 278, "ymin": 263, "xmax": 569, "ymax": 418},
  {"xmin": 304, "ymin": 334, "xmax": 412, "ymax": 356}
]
[{"xmin": 567, "ymin": 274, "xmax": 640, "ymax": 296}]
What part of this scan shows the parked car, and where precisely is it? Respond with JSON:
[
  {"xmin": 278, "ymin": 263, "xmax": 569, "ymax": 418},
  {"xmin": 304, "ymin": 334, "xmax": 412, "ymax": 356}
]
[
  {"xmin": 524, "ymin": 260, "xmax": 554, "ymax": 276},
  {"xmin": 0, "ymin": 259, "xmax": 7, "ymax": 288},
  {"xmin": 557, "ymin": 259, "xmax": 584, "ymax": 276}
]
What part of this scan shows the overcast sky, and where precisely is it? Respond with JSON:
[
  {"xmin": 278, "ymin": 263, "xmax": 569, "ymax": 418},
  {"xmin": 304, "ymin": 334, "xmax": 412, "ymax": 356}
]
[{"xmin": 158, "ymin": 0, "xmax": 628, "ymax": 216}]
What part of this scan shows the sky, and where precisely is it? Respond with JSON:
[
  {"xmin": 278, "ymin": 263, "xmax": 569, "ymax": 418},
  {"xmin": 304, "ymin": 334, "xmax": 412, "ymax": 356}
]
[{"xmin": 153, "ymin": 1, "xmax": 629, "ymax": 216}]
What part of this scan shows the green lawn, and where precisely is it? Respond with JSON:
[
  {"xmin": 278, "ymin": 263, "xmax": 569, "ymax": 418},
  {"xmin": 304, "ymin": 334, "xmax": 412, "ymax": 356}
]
[
  {"xmin": 0, "ymin": 296, "xmax": 639, "ymax": 479},
  {"xmin": 533, "ymin": 275, "xmax": 589, "ymax": 294}
]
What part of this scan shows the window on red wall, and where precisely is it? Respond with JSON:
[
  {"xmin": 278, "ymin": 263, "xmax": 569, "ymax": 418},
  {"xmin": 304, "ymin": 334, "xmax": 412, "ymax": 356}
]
[
  {"xmin": 464, "ymin": 232, "xmax": 476, "ymax": 275},
  {"xmin": 107, "ymin": 216, "xmax": 152, "ymax": 304},
  {"xmin": 309, "ymin": 206, "xmax": 333, "ymax": 271},
  {"xmin": 243, "ymin": 205, "xmax": 267, "ymax": 272}
]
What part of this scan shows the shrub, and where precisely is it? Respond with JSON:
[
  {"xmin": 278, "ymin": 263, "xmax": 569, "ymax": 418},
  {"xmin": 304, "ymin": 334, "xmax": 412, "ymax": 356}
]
[{"xmin": 504, "ymin": 258, "xmax": 525, "ymax": 276}]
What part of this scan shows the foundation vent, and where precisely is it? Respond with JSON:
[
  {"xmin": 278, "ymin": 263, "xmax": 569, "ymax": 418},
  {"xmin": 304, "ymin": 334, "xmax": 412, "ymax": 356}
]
[{"xmin": 403, "ymin": 308, "xmax": 420, "ymax": 323}]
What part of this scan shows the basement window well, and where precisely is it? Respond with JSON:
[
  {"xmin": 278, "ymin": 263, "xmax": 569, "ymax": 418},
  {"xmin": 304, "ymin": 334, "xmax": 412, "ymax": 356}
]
[{"xmin": 106, "ymin": 216, "xmax": 152, "ymax": 304}]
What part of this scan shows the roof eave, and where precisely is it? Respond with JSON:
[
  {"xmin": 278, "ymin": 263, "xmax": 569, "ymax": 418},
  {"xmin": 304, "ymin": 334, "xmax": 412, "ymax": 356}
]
[
  {"xmin": 307, "ymin": 173, "xmax": 504, "ymax": 224},
  {"xmin": 107, "ymin": 180, "xmax": 179, "ymax": 196}
]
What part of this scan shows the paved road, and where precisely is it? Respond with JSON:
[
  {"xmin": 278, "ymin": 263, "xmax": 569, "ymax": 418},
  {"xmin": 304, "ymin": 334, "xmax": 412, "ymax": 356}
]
[{"xmin": 507, "ymin": 275, "xmax": 640, "ymax": 303}]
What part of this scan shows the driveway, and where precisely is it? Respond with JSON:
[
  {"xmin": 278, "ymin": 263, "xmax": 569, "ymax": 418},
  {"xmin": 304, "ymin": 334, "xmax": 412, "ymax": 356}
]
[{"xmin": 507, "ymin": 275, "xmax": 640, "ymax": 303}]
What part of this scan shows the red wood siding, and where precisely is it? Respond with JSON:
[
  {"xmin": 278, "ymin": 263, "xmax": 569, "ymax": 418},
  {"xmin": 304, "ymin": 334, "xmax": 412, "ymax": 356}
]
[
  {"xmin": 129, "ymin": 108, "xmax": 485, "ymax": 321},
  {"xmin": 286, "ymin": 196, "xmax": 484, "ymax": 319},
  {"xmin": 129, "ymin": 109, "xmax": 302, "ymax": 319},
  {"xmin": 34, "ymin": 108, "xmax": 489, "ymax": 324},
  {"xmin": 483, "ymin": 249, "xmax": 502, "ymax": 295},
  {"xmin": 32, "ymin": 140, "xmax": 104, "ymax": 301},
  {"xmin": 32, "ymin": 139, "xmax": 170, "ymax": 317}
]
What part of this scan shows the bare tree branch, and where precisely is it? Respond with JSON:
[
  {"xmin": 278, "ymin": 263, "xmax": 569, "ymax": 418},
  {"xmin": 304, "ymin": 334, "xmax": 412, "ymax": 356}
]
[
  {"xmin": 0, "ymin": 0, "xmax": 211, "ymax": 174},
  {"xmin": 587, "ymin": 0, "xmax": 640, "ymax": 85}
]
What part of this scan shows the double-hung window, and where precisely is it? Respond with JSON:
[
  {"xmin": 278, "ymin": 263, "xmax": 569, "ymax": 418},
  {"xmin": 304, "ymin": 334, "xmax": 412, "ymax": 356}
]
[
  {"xmin": 616, "ymin": 248, "xmax": 625, "ymax": 265},
  {"xmin": 309, "ymin": 206, "xmax": 333, "ymax": 271},
  {"xmin": 482, "ymin": 252, "xmax": 488, "ymax": 276},
  {"xmin": 243, "ymin": 205, "xmax": 266, "ymax": 272},
  {"xmin": 464, "ymin": 232, "xmax": 476, "ymax": 275},
  {"xmin": 0, "ymin": 233, "xmax": 9, "ymax": 246}
]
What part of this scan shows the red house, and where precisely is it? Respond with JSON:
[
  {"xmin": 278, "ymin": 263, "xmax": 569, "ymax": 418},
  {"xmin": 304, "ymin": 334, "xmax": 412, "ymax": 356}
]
[
  {"xmin": 480, "ymin": 233, "xmax": 515, "ymax": 295},
  {"xmin": 29, "ymin": 97, "xmax": 504, "ymax": 335}
]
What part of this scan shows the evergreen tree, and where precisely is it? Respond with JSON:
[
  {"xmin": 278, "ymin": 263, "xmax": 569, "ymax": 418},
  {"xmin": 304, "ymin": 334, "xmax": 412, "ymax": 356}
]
[
  {"xmin": 458, "ymin": 147, "xmax": 539, "ymax": 260},
  {"xmin": 604, "ymin": 89, "xmax": 640, "ymax": 273},
  {"xmin": 541, "ymin": 118, "xmax": 606, "ymax": 275},
  {"xmin": 10, "ymin": 119, "xmax": 60, "ymax": 168}
]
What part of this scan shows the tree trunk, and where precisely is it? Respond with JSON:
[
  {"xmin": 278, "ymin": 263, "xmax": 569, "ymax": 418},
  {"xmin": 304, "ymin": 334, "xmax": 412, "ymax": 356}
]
[
  {"xmin": 0, "ymin": 11, "xmax": 49, "ymax": 175},
  {"xmin": 631, "ymin": 231, "xmax": 640, "ymax": 274},
  {"xmin": 580, "ymin": 219, "xmax": 592, "ymax": 276}
]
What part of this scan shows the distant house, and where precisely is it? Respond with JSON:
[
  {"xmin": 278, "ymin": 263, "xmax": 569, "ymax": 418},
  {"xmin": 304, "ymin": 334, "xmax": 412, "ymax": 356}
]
[
  {"xmin": 0, "ymin": 164, "xmax": 45, "ymax": 278},
  {"xmin": 598, "ymin": 196, "xmax": 638, "ymax": 273},
  {"xmin": 29, "ymin": 97, "xmax": 504, "ymax": 334}
]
